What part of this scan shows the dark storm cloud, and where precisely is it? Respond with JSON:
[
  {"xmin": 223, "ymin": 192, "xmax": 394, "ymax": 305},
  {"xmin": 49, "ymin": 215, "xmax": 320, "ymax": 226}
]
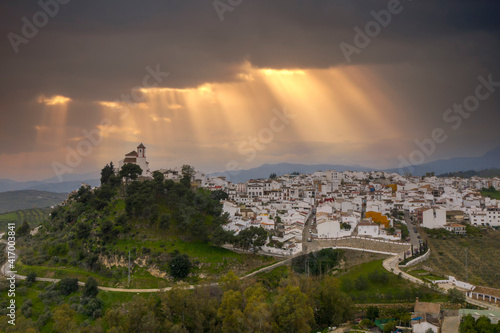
[
  {"xmin": 2, "ymin": 0, "xmax": 499, "ymax": 99},
  {"xmin": 0, "ymin": 0, "xmax": 499, "ymax": 175}
]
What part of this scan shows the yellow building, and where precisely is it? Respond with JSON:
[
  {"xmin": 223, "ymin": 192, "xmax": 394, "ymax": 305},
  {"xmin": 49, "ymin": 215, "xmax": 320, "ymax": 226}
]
[{"xmin": 366, "ymin": 211, "xmax": 390, "ymax": 228}]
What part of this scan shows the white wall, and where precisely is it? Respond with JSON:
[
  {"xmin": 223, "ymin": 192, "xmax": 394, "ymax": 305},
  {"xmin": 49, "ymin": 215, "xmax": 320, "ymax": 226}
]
[{"xmin": 422, "ymin": 208, "xmax": 446, "ymax": 229}]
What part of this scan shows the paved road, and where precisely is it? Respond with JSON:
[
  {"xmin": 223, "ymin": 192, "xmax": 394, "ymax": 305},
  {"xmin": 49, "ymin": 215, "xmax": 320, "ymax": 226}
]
[
  {"xmin": 301, "ymin": 207, "xmax": 315, "ymax": 253},
  {"xmin": 382, "ymin": 253, "xmax": 500, "ymax": 311},
  {"xmin": 0, "ymin": 235, "xmax": 297, "ymax": 293},
  {"xmin": 404, "ymin": 211, "xmax": 421, "ymax": 252}
]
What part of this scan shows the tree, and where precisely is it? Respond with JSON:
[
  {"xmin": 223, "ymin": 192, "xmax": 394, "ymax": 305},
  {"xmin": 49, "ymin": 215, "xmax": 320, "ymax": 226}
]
[
  {"xmin": 211, "ymin": 226, "xmax": 234, "ymax": 247},
  {"xmin": 425, "ymin": 329, "xmax": 434, "ymax": 333},
  {"xmin": 170, "ymin": 254, "xmax": 192, "ymax": 279},
  {"xmin": 360, "ymin": 319, "xmax": 374, "ymax": 329},
  {"xmin": 53, "ymin": 304, "xmax": 78, "ymax": 333},
  {"xmin": 269, "ymin": 173, "xmax": 277, "ymax": 179},
  {"xmin": 273, "ymin": 285, "xmax": 314, "ymax": 333},
  {"xmin": 244, "ymin": 283, "xmax": 272, "ymax": 332},
  {"xmin": 26, "ymin": 272, "xmax": 37, "ymax": 287},
  {"xmin": 383, "ymin": 320, "xmax": 397, "ymax": 333},
  {"xmin": 448, "ymin": 288, "xmax": 466, "ymax": 305},
  {"xmin": 218, "ymin": 290, "xmax": 245, "ymax": 333},
  {"xmin": 220, "ymin": 271, "xmax": 240, "ymax": 292},
  {"xmin": 152, "ymin": 171, "xmax": 165, "ymax": 197},
  {"xmin": 235, "ymin": 226, "xmax": 268, "ymax": 253},
  {"xmin": 366, "ymin": 305, "xmax": 380, "ymax": 321},
  {"xmin": 17, "ymin": 220, "xmax": 31, "ymax": 237},
  {"xmin": 315, "ymin": 277, "xmax": 354, "ymax": 326},
  {"xmin": 58, "ymin": 278, "xmax": 79, "ymax": 296},
  {"xmin": 100, "ymin": 162, "xmax": 116, "ymax": 185},
  {"xmin": 83, "ymin": 277, "xmax": 99, "ymax": 298},
  {"xmin": 181, "ymin": 164, "xmax": 195, "ymax": 188},
  {"xmin": 460, "ymin": 314, "xmax": 476, "ymax": 333},
  {"xmin": 119, "ymin": 163, "xmax": 143, "ymax": 185},
  {"xmin": 210, "ymin": 189, "xmax": 229, "ymax": 201},
  {"xmin": 75, "ymin": 221, "xmax": 91, "ymax": 239},
  {"xmin": 475, "ymin": 316, "xmax": 493, "ymax": 333}
]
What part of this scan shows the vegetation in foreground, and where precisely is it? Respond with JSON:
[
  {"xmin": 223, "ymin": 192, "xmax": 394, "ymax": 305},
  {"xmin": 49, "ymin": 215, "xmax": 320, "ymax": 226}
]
[
  {"xmin": 0, "ymin": 251, "xmax": 459, "ymax": 333},
  {"xmin": 0, "ymin": 266, "xmax": 355, "ymax": 333},
  {"xmin": 460, "ymin": 314, "xmax": 500, "ymax": 333}
]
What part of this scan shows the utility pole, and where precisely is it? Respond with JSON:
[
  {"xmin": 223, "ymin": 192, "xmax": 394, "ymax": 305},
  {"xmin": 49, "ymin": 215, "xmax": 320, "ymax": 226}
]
[
  {"xmin": 128, "ymin": 251, "xmax": 131, "ymax": 286},
  {"xmin": 465, "ymin": 248, "xmax": 468, "ymax": 282}
]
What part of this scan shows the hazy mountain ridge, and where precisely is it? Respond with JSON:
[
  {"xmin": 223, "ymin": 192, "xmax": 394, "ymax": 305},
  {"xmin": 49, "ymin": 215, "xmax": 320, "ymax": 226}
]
[
  {"xmin": 0, "ymin": 175, "xmax": 100, "ymax": 193},
  {"xmin": 3, "ymin": 146, "xmax": 500, "ymax": 190},
  {"xmin": 209, "ymin": 163, "xmax": 373, "ymax": 182},
  {"xmin": 384, "ymin": 145, "xmax": 500, "ymax": 176},
  {"xmin": 210, "ymin": 146, "xmax": 500, "ymax": 181},
  {"xmin": 0, "ymin": 190, "xmax": 68, "ymax": 214}
]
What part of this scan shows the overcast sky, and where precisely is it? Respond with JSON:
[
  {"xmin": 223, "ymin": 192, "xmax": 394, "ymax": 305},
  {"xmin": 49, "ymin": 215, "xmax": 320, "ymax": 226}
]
[{"xmin": 1, "ymin": 0, "xmax": 499, "ymax": 181}]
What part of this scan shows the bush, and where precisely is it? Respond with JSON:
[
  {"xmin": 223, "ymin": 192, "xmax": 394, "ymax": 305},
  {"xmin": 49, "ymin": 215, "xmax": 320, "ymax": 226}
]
[
  {"xmin": 58, "ymin": 278, "xmax": 79, "ymax": 296},
  {"xmin": 448, "ymin": 288, "xmax": 465, "ymax": 304},
  {"xmin": 169, "ymin": 254, "xmax": 192, "ymax": 279},
  {"xmin": 26, "ymin": 272, "xmax": 37, "ymax": 287},
  {"xmin": 83, "ymin": 277, "xmax": 99, "ymax": 299},
  {"xmin": 355, "ymin": 275, "xmax": 368, "ymax": 291},
  {"xmin": 366, "ymin": 306, "xmax": 379, "ymax": 321}
]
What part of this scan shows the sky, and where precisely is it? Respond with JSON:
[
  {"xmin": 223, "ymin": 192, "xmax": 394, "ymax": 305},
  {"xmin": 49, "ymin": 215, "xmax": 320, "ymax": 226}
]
[{"xmin": 1, "ymin": 0, "xmax": 500, "ymax": 181}]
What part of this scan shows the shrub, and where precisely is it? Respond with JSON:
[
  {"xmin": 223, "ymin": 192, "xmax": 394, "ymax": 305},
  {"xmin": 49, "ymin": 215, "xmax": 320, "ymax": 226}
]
[
  {"xmin": 83, "ymin": 277, "xmax": 99, "ymax": 299},
  {"xmin": 58, "ymin": 278, "xmax": 79, "ymax": 296},
  {"xmin": 26, "ymin": 272, "xmax": 37, "ymax": 286},
  {"xmin": 169, "ymin": 254, "xmax": 192, "ymax": 279}
]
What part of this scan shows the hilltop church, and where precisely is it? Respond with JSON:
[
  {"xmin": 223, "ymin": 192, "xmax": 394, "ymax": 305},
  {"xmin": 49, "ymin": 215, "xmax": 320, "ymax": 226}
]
[{"xmin": 118, "ymin": 143, "xmax": 151, "ymax": 178}]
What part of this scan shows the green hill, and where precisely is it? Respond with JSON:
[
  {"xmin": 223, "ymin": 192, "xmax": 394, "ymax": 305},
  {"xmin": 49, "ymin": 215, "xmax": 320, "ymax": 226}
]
[
  {"xmin": 0, "ymin": 190, "xmax": 67, "ymax": 214},
  {"xmin": 14, "ymin": 167, "xmax": 273, "ymax": 289}
]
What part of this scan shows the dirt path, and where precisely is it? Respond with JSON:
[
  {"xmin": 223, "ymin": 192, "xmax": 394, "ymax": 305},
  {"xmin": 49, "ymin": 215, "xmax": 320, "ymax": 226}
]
[{"xmin": 442, "ymin": 316, "xmax": 460, "ymax": 333}]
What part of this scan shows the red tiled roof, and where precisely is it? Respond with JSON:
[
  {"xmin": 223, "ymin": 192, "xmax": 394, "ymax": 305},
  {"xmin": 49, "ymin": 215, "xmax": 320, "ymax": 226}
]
[
  {"xmin": 125, "ymin": 150, "xmax": 138, "ymax": 157},
  {"xmin": 123, "ymin": 157, "xmax": 136, "ymax": 163}
]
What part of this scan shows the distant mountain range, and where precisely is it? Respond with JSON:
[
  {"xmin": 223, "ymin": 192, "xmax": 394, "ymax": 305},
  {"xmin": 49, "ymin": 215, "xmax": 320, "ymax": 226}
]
[
  {"xmin": 209, "ymin": 163, "xmax": 372, "ymax": 183},
  {"xmin": 210, "ymin": 145, "xmax": 500, "ymax": 182},
  {"xmin": 2, "ymin": 146, "xmax": 500, "ymax": 191},
  {"xmin": 0, "ymin": 190, "xmax": 68, "ymax": 214},
  {"xmin": 0, "ymin": 172, "xmax": 100, "ymax": 193},
  {"xmin": 384, "ymin": 145, "xmax": 500, "ymax": 176}
]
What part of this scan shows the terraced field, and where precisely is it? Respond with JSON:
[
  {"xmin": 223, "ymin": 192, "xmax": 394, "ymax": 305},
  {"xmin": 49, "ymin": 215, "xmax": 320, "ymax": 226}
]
[
  {"xmin": 0, "ymin": 207, "xmax": 52, "ymax": 229},
  {"xmin": 424, "ymin": 228, "xmax": 500, "ymax": 288}
]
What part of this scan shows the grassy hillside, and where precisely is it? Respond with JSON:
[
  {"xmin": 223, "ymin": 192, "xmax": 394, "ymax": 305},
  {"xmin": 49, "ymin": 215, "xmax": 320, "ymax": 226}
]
[
  {"xmin": 0, "ymin": 207, "xmax": 52, "ymax": 229},
  {"xmin": 13, "ymin": 171, "xmax": 274, "ymax": 289},
  {"xmin": 0, "ymin": 190, "xmax": 67, "ymax": 213},
  {"xmin": 337, "ymin": 260, "xmax": 446, "ymax": 304},
  {"xmin": 424, "ymin": 227, "xmax": 500, "ymax": 288}
]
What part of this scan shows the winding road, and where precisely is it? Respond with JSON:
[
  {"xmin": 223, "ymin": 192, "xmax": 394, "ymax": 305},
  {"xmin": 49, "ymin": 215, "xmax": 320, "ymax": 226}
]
[
  {"xmin": 0, "ymin": 236, "xmax": 294, "ymax": 293},
  {"xmin": 2, "ymin": 232, "xmax": 500, "ymax": 311}
]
